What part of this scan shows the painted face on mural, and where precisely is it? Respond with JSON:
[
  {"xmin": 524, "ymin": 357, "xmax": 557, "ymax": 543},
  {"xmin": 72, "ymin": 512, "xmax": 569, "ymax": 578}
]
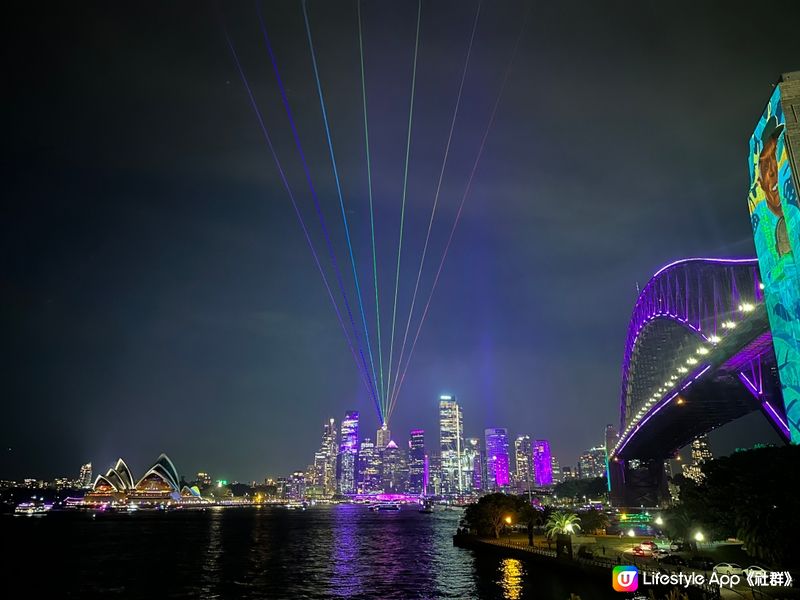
[{"xmin": 758, "ymin": 136, "xmax": 782, "ymax": 216}]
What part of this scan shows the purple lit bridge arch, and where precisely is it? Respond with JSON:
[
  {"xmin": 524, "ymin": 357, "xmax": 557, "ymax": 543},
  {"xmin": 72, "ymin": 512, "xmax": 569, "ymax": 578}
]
[{"xmin": 609, "ymin": 258, "xmax": 790, "ymax": 505}]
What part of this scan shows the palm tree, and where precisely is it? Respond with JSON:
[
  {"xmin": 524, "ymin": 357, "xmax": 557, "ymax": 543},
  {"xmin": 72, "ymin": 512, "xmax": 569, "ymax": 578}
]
[{"xmin": 545, "ymin": 511, "xmax": 581, "ymax": 538}]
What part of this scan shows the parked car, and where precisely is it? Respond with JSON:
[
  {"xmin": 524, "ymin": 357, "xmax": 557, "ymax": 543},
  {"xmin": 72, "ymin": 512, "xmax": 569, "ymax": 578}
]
[
  {"xmin": 659, "ymin": 555, "xmax": 687, "ymax": 567},
  {"xmin": 743, "ymin": 565, "xmax": 768, "ymax": 578},
  {"xmin": 713, "ymin": 563, "xmax": 744, "ymax": 576}
]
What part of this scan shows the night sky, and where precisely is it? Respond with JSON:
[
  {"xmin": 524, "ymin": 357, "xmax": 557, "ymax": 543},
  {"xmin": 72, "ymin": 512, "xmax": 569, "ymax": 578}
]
[{"xmin": 4, "ymin": 1, "xmax": 800, "ymax": 482}]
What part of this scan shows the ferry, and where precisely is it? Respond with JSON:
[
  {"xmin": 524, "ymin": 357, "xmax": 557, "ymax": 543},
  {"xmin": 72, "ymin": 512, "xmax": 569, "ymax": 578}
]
[
  {"xmin": 418, "ymin": 499, "xmax": 434, "ymax": 514},
  {"xmin": 371, "ymin": 502, "xmax": 401, "ymax": 511},
  {"xmin": 14, "ymin": 502, "xmax": 53, "ymax": 516}
]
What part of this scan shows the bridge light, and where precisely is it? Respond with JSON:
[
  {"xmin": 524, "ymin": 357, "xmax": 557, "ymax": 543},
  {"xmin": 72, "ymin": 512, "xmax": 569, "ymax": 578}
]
[
  {"xmin": 696, "ymin": 347, "xmax": 709, "ymax": 355},
  {"xmin": 722, "ymin": 320, "xmax": 737, "ymax": 329},
  {"xmin": 709, "ymin": 335, "xmax": 721, "ymax": 344},
  {"xmin": 739, "ymin": 302, "xmax": 755, "ymax": 312},
  {"xmin": 686, "ymin": 357, "xmax": 698, "ymax": 365},
  {"xmin": 678, "ymin": 367, "xmax": 688, "ymax": 374},
  {"xmin": 676, "ymin": 397, "xmax": 685, "ymax": 405}
]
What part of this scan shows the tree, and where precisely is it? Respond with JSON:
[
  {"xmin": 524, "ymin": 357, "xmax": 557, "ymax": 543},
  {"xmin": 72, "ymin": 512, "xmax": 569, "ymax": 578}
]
[
  {"xmin": 544, "ymin": 511, "xmax": 581, "ymax": 538},
  {"xmin": 461, "ymin": 493, "xmax": 518, "ymax": 538},
  {"xmin": 579, "ymin": 509, "xmax": 609, "ymax": 534},
  {"xmin": 513, "ymin": 495, "xmax": 546, "ymax": 546},
  {"xmin": 669, "ymin": 445, "xmax": 800, "ymax": 568}
]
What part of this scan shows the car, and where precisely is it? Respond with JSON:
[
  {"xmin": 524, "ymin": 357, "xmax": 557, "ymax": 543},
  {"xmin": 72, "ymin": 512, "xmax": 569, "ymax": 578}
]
[
  {"xmin": 743, "ymin": 565, "xmax": 768, "ymax": 578},
  {"xmin": 652, "ymin": 548, "xmax": 671, "ymax": 558},
  {"xmin": 713, "ymin": 563, "xmax": 744, "ymax": 576},
  {"xmin": 632, "ymin": 546, "xmax": 650, "ymax": 557},
  {"xmin": 639, "ymin": 541, "xmax": 658, "ymax": 551}
]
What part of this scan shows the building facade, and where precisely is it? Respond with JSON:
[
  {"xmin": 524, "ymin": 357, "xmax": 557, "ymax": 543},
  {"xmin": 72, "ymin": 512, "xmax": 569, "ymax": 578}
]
[
  {"xmin": 439, "ymin": 396, "xmax": 464, "ymax": 495},
  {"xmin": 578, "ymin": 446, "xmax": 607, "ymax": 479},
  {"xmin": 408, "ymin": 429, "xmax": 426, "ymax": 495},
  {"xmin": 514, "ymin": 435, "xmax": 533, "ymax": 493},
  {"xmin": 484, "ymin": 428, "xmax": 510, "ymax": 489},
  {"xmin": 336, "ymin": 411, "xmax": 359, "ymax": 495},
  {"xmin": 532, "ymin": 439, "xmax": 553, "ymax": 486}
]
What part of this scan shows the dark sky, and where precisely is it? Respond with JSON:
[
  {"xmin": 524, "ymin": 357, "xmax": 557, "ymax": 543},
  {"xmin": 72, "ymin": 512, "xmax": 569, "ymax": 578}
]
[{"xmin": 3, "ymin": 1, "xmax": 799, "ymax": 482}]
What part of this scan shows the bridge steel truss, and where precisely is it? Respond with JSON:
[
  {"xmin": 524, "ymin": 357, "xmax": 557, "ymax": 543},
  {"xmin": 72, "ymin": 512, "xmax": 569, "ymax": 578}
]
[{"xmin": 609, "ymin": 258, "xmax": 790, "ymax": 506}]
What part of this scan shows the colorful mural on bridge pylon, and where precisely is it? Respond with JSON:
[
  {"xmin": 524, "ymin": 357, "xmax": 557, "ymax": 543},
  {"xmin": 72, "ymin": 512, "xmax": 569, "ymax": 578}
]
[{"xmin": 748, "ymin": 84, "xmax": 800, "ymax": 443}]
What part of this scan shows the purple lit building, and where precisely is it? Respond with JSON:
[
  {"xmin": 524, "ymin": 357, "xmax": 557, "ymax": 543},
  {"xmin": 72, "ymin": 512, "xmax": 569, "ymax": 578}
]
[
  {"xmin": 484, "ymin": 428, "xmax": 510, "ymax": 489},
  {"xmin": 533, "ymin": 439, "xmax": 553, "ymax": 486},
  {"xmin": 336, "ymin": 410, "xmax": 359, "ymax": 494}
]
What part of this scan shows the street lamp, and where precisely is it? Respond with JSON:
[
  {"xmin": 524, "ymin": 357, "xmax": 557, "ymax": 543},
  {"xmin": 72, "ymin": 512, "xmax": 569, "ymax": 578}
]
[
  {"xmin": 694, "ymin": 531, "xmax": 704, "ymax": 542},
  {"xmin": 505, "ymin": 515, "xmax": 513, "ymax": 542},
  {"xmin": 655, "ymin": 516, "xmax": 664, "ymax": 526}
]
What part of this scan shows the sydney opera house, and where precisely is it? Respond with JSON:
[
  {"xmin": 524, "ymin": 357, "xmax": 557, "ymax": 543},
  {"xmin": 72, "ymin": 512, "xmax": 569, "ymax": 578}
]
[{"xmin": 84, "ymin": 453, "xmax": 205, "ymax": 507}]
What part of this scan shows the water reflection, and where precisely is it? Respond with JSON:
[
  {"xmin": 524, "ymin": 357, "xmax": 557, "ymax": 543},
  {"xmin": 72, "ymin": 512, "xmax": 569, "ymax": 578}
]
[{"xmin": 499, "ymin": 558, "xmax": 524, "ymax": 599}]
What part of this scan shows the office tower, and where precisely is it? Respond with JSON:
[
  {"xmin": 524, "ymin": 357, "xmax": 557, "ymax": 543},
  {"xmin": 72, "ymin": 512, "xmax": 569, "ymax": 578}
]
[
  {"xmin": 561, "ymin": 466, "xmax": 575, "ymax": 479},
  {"xmin": 464, "ymin": 437, "xmax": 482, "ymax": 492},
  {"xmin": 381, "ymin": 440, "xmax": 408, "ymax": 493},
  {"xmin": 408, "ymin": 429, "xmax": 426, "ymax": 495},
  {"xmin": 605, "ymin": 424, "xmax": 618, "ymax": 456},
  {"xmin": 439, "ymin": 395, "xmax": 464, "ymax": 495},
  {"xmin": 288, "ymin": 471, "xmax": 306, "ymax": 499},
  {"xmin": 336, "ymin": 410, "xmax": 359, "ymax": 494},
  {"xmin": 79, "ymin": 463, "xmax": 93, "ymax": 489},
  {"xmin": 357, "ymin": 438, "xmax": 380, "ymax": 494},
  {"xmin": 682, "ymin": 435, "xmax": 712, "ymax": 483},
  {"xmin": 484, "ymin": 428, "xmax": 511, "ymax": 489},
  {"xmin": 376, "ymin": 424, "xmax": 391, "ymax": 449},
  {"xmin": 514, "ymin": 435, "xmax": 534, "ymax": 493},
  {"xmin": 550, "ymin": 455, "xmax": 562, "ymax": 484},
  {"xmin": 428, "ymin": 452, "xmax": 442, "ymax": 496},
  {"xmin": 312, "ymin": 418, "xmax": 338, "ymax": 497},
  {"xmin": 578, "ymin": 446, "xmax": 607, "ymax": 479},
  {"xmin": 532, "ymin": 439, "xmax": 553, "ymax": 486},
  {"xmin": 195, "ymin": 471, "xmax": 212, "ymax": 487}
]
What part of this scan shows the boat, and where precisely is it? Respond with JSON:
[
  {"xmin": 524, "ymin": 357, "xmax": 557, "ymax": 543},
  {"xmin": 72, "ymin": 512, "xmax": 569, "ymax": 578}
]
[
  {"xmin": 419, "ymin": 499, "xmax": 434, "ymax": 514},
  {"xmin": 14, "ymin": 502, "xmax": 53, "ymax": 516},
  {"xmin": 374, "ymin": 502, "xmax": 401, "ymax": 511}
]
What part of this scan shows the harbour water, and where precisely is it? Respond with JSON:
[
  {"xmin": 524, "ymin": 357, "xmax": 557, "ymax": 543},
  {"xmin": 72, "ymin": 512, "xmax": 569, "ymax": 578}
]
[{"xmin": 5, "ymin": 505, "xmax": 610, "ymax": 599}]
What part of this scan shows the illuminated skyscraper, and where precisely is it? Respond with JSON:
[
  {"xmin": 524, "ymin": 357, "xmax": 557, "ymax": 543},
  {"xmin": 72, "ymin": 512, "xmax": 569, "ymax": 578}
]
[
  {"xmin": 357, "ymin": 438, "xmax": 380, "ymax": 494},
  {"xmin": 79, "ymin": 463, "xmax": 93, "ymax": 489},
  {"xmin": 551, "ymin": 455, "xmax": 562, "ymax": 484},
  {"xmin": 408, "ymin": 429, "xmax": 426, "ymax": 494},
  {"xmin": 514, "ymin": 435, "xmax": 533, "ymax": 494},
  {"xmin": 336, "ymin": 411, "xmax": 359, "ymax": 495},
  {"xmin": 313, "ymin": 418, "xmax": 338, "ymax": 497},
  {"xmin": 682, "ymin": 435, "xmax": 712, "ymax": 483},
  {"xmin": 439, "ymin": 395, "xmax": 464, "ymax": 495},
  {"xmin": 532, "ymin": 439, "xmax": 553, "ymax": 486},
  {"xmin": 376, "ymin": 424, "xmax": 391, "ymax": 450},
  {"xmin": 578, "ymin": 446, "xmax": 607, "ymax": 479},
  {"xmin": 484, "ymin": 428, "xmax": 510, "ymax": 489},
  {"xmin": 464, "ymin": 437, "xmax": 482, "ymax": 492},
  {"xmin": 381, "ymin": 440, "xmax": 408, "ymax": 493}
]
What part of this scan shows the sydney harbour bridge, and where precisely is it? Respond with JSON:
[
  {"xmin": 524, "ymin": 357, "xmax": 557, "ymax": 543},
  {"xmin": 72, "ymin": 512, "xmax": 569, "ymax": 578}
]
[
  {"xmin": 608, "ymin": 71, "xmax": 800, "ymax": 506},
  {"xmin": 608, "ymin": 257, "xmax": 790, "ymax": 506}
]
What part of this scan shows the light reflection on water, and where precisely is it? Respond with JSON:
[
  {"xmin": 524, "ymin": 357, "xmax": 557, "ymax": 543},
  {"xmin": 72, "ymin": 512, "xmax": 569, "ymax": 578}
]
[
  {"xmin": 499, "ymin": 558, "xmax": 524, "ymax": 599},
  {"xmin": 4, "ymin": 505, "xmax": 610, "ymax": 599}
]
